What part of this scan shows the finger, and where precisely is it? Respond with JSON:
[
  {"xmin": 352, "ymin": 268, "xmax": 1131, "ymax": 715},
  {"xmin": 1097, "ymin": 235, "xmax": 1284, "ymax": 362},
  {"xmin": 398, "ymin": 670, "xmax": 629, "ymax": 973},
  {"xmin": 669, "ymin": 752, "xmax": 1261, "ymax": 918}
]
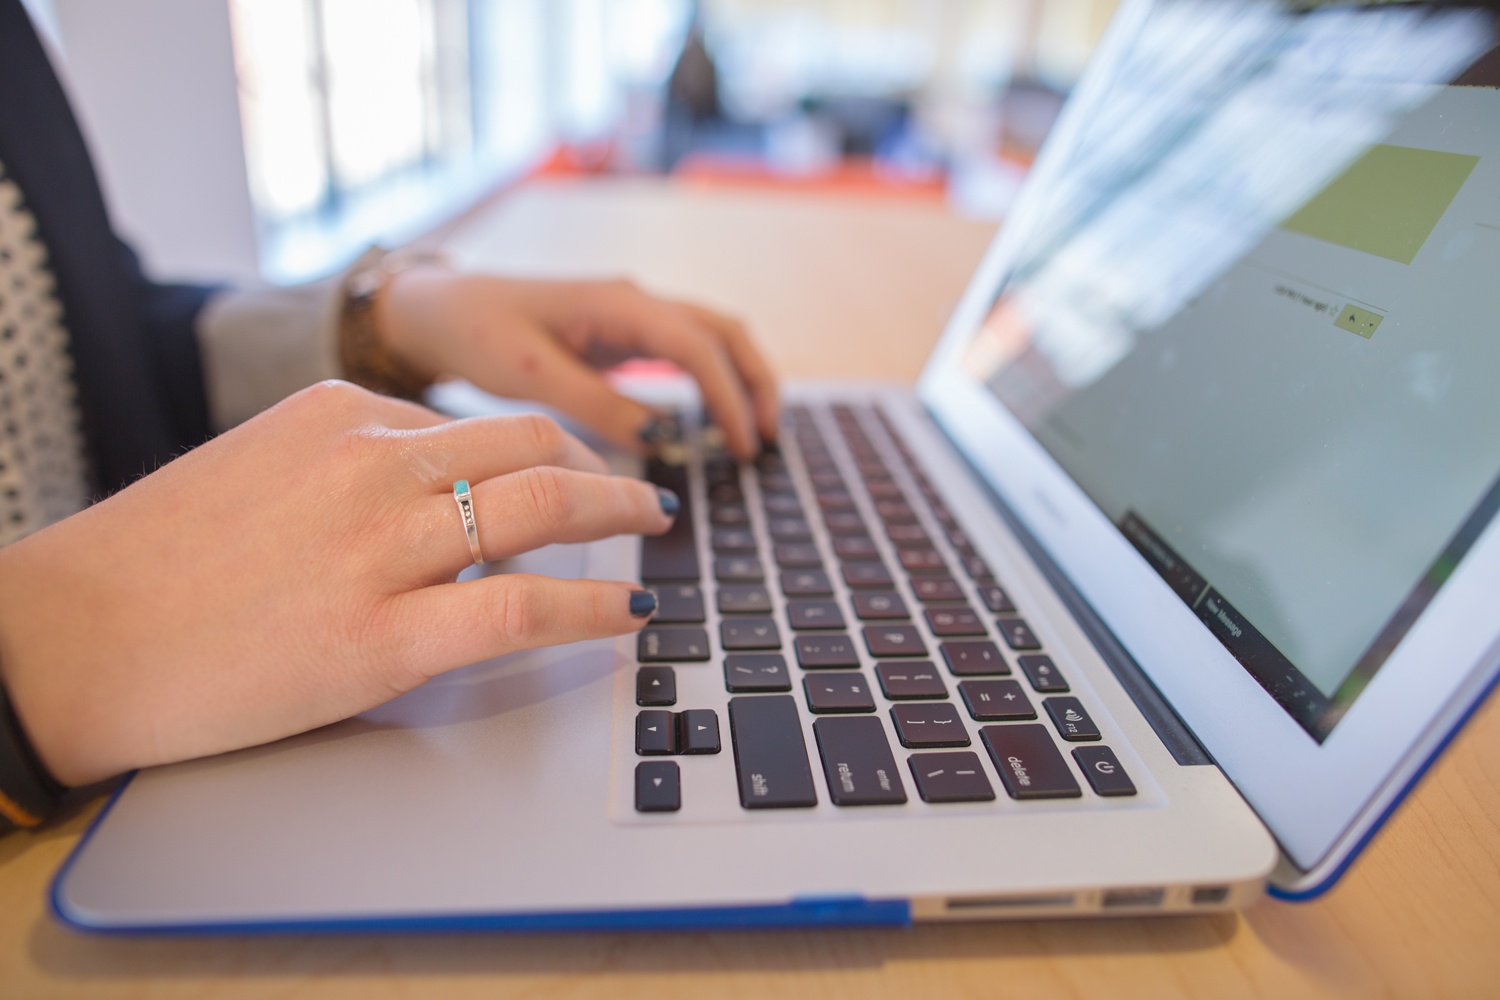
[
  {"xmin": 392, "ymin": 574, "xmax": 657, "ymax": 673},
  {"xmin": 680, "ymin": 302, "xmax": 781, "ymax": 444},
  {"xmin": 418, "ymin": 466, "xmax": 676, "ymax": 575},
  {"xmin": 496, "ymin": 336, "xmax": 659, "ymax": 453},
  {"xmin": 402, "ymin": 411, "xmax": 609, "ymax": 488},
  {"xmin": 610, "ymin": 293, "xmax": 760, "ymax": 459}
]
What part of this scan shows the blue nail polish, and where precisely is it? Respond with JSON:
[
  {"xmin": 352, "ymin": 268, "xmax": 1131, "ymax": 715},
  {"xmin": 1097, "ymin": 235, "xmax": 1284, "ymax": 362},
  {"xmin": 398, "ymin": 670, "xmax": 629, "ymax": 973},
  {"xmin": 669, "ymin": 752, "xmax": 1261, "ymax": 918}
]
[
  {"xmin": 629, "ymin": 590, "xmax": 658, "ymax": 618},
  {"xmin": 658, "ymin": 488, "xmax": 680, "ymax": 517}
]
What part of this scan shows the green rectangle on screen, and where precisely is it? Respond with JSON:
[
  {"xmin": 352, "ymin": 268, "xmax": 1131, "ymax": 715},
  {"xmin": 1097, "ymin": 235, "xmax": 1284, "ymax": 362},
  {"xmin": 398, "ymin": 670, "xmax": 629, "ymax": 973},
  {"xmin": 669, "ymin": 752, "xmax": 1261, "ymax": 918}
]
[
  {"xmin": 1334, "ymin": 304, "xmax": 1383, "ymax": 339},
  {"xmin": 1281, "ymin": 144, "xmax": 1479, "ymax": 264}
]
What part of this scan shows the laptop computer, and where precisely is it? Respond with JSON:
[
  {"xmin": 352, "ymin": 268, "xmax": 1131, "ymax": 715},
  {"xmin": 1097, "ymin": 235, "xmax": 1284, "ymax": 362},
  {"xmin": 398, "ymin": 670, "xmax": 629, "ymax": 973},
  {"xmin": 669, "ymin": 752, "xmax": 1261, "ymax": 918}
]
[{"xmin": 52, "ymin": 0, "xmax": 1500, "ymax": 930}]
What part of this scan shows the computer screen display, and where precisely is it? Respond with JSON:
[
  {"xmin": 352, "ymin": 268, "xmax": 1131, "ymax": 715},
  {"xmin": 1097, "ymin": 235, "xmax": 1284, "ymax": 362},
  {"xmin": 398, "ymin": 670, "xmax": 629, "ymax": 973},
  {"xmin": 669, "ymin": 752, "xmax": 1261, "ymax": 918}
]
[{"xmin": 961, "ymin": 0, "xmax": 1500, "ymax": 740}]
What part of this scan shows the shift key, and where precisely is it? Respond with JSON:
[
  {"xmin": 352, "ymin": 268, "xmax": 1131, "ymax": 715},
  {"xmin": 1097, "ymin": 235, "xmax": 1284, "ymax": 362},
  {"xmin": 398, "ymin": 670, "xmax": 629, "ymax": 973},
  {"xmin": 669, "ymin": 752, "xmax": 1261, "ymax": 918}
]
[{"xmin": 728, "ymin": 696, "xmax": 819, "ymax": 809}]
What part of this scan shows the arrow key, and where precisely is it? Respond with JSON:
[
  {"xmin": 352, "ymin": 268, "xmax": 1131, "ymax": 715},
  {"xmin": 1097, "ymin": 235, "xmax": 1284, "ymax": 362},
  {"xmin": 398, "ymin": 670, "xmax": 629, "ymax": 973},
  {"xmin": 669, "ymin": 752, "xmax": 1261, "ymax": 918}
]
[
  {"xmin": 636, "ymin": 666, "xmax": 677, "ymax": 707},
  {"xmin": 636, "ymin": 710, "xmax": 677, "ymax": 755},
  {"xmin": 635, "ymin": 760, "xmax": 681, "ymax": 812},
  {"xmin": 677, "ymin": 709, "xmax": 722, "ymax": 754}
]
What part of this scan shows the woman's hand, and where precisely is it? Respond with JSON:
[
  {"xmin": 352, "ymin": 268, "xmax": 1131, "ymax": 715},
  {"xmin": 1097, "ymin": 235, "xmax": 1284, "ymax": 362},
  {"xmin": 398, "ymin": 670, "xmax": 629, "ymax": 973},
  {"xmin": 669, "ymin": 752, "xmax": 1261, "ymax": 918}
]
[
  {"xmin": 0, "ymin": 381, "xmax": 673, "ymax": 787},
  {"xmin": 376, "ymin": 271, "xmax": 780, "ymax": 460}
]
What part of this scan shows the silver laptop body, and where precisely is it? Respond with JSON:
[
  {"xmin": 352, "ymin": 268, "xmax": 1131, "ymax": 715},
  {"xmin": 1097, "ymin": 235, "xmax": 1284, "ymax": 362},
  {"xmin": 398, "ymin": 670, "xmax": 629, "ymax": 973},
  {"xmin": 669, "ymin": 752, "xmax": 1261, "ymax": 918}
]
[{"xmin": 52, "ymin": 0, "xmax": 1500, "ymax": 930}]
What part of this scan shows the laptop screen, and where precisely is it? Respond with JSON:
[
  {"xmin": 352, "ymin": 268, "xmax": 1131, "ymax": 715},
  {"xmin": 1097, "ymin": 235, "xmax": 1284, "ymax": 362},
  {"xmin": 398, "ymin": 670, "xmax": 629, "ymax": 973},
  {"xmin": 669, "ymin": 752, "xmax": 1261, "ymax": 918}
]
[{"xmin": 959, "ymin": 0, "xmax": 1500, "ymax": 741}]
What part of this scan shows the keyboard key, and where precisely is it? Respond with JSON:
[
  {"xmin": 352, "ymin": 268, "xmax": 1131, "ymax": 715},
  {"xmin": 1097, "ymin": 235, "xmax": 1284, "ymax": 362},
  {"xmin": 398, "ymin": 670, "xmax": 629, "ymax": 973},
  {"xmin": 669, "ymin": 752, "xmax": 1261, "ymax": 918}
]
[
  {"xmin": 714, "ymin": 556, "xmax": 765, "ymax": 583},
  {"xmin": 636, "ymin": 710, "xmax": 676, "ymax": 755},
  {"xmin": 925, "ymin": 607, "xmax": 987, "ymax": 636},
  {"xmin": 813, "ymin": 717, "xmax": 907, "ymax": 805},
  {"xmin": 977, "ymin": 584, "xmax": 1015, "ymax": 613},
  {"xmin": 781, "ymin": 569, "xmax": 834, "ymax": 596},
  {"xmin": 853, "ymin": 591, "xmax": 909, "ymax": 620},
  {"xmin": 1018, "ymin": 654, "xmax": 1069, "ymax": 693},
  {"xmin": 890, "ymin": 703, "xmax": 970, "ymax": 748},
  {"xmin": 717, "ymin": 584, "xmax": 772, "ymax": 614},
  {"xmin": 945, "ymin": 527, "xmax": 975, "ymax": 553},
  {"xmin": 1044, "ymin": 697, "xmax": 1101, "ymax": 741},
  {"xmin": 875, "ymin": 500, "xmax": 917, "ymax": 524},
  {"xmin": 649, "ymin": 584, "xmax": 705, "ymax": 624},
  {"xmin": 939, "ymin": 640, "xmax": 1008, "ymax": 676},
  {"xmin": 898, "ymin": 548, "xmax": 948, "ymax": 575},
  {"xmin": 885, "ymin": 523, "xmax": 930, "ymax": 548},
  {"xmin": 636, "ymin": 666, "xmax": 677, "ymax": 706},
  {"xmin": 803, "ymin": 674, "xmax": 877, "ymax": 713},
  {"xmin": 863, "ymin": 625, "xmax": 928, "ymax": 658},
  {"xmin": 959, "ymin": 679, "xmax": 1036, "ymax": 721},
  {"xmin": 640, "ymin": 524, "xmax": 699, "ymax": 582},
  {"xmin": 769, "ymin": 517, "xmax": 813, "ymax": 541},
  {"xmin": 787, "ymin": 600, "xmax": 846, "ymax": 630},
  {"xmin": 774, "ymin": 543, "xmax": 823, "ymax": 569},
  {"xmin": 833, "ymin": 535, "xmax": 880, "ymax": 560},
  {"xmin": 794, "ymin": 634, "xmax": 861, "ymax": 669},
  {"xmin": 724, "ymin": 653, "xmax": 792, "ymax": 692},
  {"xmin": 677, "ymin": 709, "xmax": 722, "ymax": 754},
  {"xmin": 721, "ymin": 618, "xmax": 781, "ymax": 650},
  {"xmin": 634, "ymin": 761, "xmax": 680, "ymax": 812},
  {"xmin": 996, "ymin": 617, "xmax": 1043, "ymax": 650},
  {"xmin": 810, "ymin": 470, "xmax": 845, "ymax": 490},
  {"xmin": 908, "ymin": 751, "xmax": 995, "ymax": 803},
  {"xmin": 824, "ymin": 512, "xmax": 868, "ymax": 536},
  {"xmin": 875, "ymin": 662, "xmax": 947, "ymax": 700},
  {"xmin": 960, "ymin": 554, "xmax": 994, "ymax": 580},
  {"xmin": 729, "ymin": 696, "xmax": 819, "ymax": 809},
  {"xmin": 763, "ymin": 494, "xmax": 804, "ymax": 516},
  {"xmin": 816, "ymin": 491, "xmax": 856, "ymax": 512},
  {"xmin": 639, "ymin": 627, "xmax": 711, "ymax": 662},
  {"xmin": 710, "ymin": 504, "xmax": 751, "ymax": 527},
  {"xmin": 912, "ymin": 576, "xmax": 965, "ymax": 602},
  {"xmin": 711, "ymin": 528, "xmax": 757, "ymax": 553},
  {"xmin": 981, "ymin": 724, "xmax": 1081, "ymax": 799},
  {"xmin": 760, "ymin": 474, "xmax": 797, "ymax": 495},
  {"xmin": 866, "ymin": 480, "xmax": 903, "ymax": 500},
  {"xmin": 1072, "ymin": 746, "xmax": 1136, "ymax": 796},
  {"xmin": 843, "ymin": 563, "xmax": 894, "ymax": 589},
  {"xmin": 708, "ymin": 482, "xmax": 744, "ymax": 504}
]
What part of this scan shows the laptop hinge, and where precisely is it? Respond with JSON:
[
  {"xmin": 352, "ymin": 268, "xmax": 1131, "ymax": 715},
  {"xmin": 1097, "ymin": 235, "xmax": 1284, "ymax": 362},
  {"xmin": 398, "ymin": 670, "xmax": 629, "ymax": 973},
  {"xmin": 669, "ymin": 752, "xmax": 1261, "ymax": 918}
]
[{"xmin": 919, "ymin": 404, "xmax": 1214, "ymax": 767}]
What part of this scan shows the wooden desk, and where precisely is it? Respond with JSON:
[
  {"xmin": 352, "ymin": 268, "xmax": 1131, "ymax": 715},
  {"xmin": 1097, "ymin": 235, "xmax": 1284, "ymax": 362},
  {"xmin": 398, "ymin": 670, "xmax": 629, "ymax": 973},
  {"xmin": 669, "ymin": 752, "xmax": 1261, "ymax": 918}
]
[{"xmin": 3, "ymin": 179, "xmax": 1498, "ymax": 998}]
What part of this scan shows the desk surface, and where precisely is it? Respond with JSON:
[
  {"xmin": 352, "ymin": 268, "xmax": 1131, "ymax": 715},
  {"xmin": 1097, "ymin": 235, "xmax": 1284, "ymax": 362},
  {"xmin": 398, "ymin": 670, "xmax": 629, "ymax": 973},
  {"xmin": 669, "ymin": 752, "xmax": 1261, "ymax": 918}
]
[{"xmin": 4, "ymin": 179, "xmax": 1498, "ymax": 999}]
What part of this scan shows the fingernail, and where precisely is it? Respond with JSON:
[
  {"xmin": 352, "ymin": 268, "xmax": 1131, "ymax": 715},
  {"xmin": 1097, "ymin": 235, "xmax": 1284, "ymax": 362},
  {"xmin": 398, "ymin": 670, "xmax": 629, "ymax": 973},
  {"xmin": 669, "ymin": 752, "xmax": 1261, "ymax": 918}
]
[
  {"xmin": 629, "ymin": 590, "xmax": 658, "ymax": 619},
  {"xmin": 657, "ymin": 488, "xmax": 680, "ymax": 517},
  {"xmin": 637, "ymin": 415, "xmax": 681, "ymax": 447}
]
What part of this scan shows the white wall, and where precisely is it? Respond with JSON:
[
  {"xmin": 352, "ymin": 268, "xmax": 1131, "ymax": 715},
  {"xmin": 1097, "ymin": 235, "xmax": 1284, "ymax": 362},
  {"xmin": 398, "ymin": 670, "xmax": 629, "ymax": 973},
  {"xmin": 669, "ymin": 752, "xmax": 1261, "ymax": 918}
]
[{"xmin": 49, "ymin": 0, "xmax": 262, "ymax": 284}]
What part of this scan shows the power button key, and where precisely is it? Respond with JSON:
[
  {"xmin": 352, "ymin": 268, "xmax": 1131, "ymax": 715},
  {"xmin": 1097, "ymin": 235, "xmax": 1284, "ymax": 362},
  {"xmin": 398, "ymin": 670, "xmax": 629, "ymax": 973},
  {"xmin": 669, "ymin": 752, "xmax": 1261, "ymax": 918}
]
[{"xmin": 1072, "ymin": 745, "xmax": 1136, "ymax": 797}]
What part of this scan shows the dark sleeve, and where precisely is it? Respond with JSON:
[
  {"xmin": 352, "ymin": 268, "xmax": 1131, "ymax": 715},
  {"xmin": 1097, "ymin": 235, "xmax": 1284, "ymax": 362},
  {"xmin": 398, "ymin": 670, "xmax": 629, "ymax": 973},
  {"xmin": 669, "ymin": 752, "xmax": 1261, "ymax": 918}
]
[
  {"xmin": 0, "ymin": 0, "xmax": 225, "ymax": 494},
  {"xmin": 114, "ymin": 238, "xmax": 220, "ymax": 458}
]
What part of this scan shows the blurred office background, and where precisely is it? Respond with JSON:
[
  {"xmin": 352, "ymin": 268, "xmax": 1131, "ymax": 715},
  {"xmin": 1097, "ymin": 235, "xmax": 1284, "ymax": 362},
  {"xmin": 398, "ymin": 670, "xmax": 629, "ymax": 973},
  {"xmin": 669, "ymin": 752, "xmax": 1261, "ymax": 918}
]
[{"xmin": 38, "ymin": 0, "xmax": 1116, "ymax": 285}]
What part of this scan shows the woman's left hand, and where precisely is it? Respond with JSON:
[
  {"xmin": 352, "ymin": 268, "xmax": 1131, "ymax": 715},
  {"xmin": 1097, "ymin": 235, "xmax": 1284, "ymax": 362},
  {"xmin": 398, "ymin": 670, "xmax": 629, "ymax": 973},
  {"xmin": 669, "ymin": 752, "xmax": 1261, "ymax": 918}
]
[{"xmin": 376, "ymin": 270, "xmax": 780, "ymax": 460}]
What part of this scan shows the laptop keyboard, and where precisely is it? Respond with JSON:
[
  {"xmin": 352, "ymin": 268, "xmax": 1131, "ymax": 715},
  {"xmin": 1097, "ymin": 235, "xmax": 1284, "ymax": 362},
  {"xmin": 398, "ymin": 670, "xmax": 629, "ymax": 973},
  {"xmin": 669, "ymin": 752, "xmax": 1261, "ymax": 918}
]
[{"xmin": 629, "ymin": 402, "xmax": 1141, "ymax": 815}]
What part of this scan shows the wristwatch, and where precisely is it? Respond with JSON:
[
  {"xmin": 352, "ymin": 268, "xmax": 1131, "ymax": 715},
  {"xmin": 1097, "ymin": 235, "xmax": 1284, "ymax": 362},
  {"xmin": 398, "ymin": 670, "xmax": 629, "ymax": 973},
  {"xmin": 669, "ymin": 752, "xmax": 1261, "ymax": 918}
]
[{"xmin": 338, "ymin": 247, "xmax": 449, "ymax": 401}]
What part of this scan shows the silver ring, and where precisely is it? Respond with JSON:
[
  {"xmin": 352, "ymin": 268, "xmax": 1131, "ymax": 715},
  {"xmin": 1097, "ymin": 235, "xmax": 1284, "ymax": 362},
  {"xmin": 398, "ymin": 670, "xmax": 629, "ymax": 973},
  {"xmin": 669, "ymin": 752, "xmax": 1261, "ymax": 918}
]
[{"xmin": 453, "ymin": 479, "xmax": 483, "ymax": 566}]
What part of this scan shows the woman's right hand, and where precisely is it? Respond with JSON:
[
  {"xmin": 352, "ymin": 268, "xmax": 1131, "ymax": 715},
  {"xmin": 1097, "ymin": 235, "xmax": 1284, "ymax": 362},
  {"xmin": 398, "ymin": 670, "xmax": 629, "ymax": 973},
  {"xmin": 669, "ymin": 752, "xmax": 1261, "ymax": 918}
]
[{"xmin": 0, "ymin": 380, "xmax": 673, "ymax": 788}]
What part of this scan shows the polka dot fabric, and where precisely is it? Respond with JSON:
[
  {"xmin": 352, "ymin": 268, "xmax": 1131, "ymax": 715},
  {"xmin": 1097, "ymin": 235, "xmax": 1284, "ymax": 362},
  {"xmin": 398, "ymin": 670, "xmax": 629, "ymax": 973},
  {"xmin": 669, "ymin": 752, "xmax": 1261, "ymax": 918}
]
[{"xmin": 0, "ymin": 158, "xmax": 88, "ymax": 545}]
